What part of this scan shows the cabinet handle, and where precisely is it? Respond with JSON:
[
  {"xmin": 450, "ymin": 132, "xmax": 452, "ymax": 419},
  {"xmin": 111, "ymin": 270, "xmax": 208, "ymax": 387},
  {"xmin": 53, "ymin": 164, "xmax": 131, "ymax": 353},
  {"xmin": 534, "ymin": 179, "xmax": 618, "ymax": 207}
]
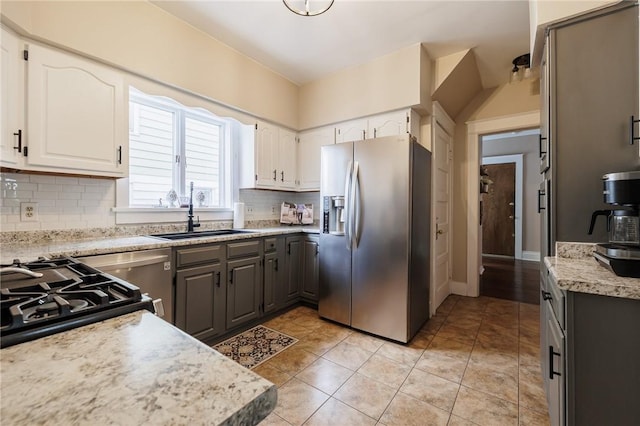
[
  {"xmin": 216, "ymin": 271, "xmax": 221, "ymax": 288},
  {"xmin": 287, "ymin": 243, "xmax": 291, "ymax": 255},
  {"xmin": 538, "ymin": 134, "xmax": 547, "ymax": 157},
  {"xmin": 281, "ymin": 171, "xmax": 284, "ymax": 182},
  {"xmin": 631, "ymin": 115, "xmax": 640, "ymax": 145},
  {"xmin": 13, "ymin": 130, "xmax": 22, "ymax": 153},
  {"xmin": 117, "ymin": 145, "xmax": 122, "ymax": 164},
  {"xmin": 273, "ymin": 169, "xmax": 277, "ymax": 181},
  {"xmin": 549, "ymin": 346, "xmax": 562, "ymax": 379},
  {"xmin": 274, "ymin": 258, "xmax": 279, "ymax": 271},
  {"xmin": 537, "ymin": 189, "xmax": 546, "ymax": 213},
  {"xmin": 374, "ymin": 128, "xmax": 377, "ymax": 138},
  {"xmin": 362, "ymin": 130, "xmax": 366, "ymax": 140},
  {"xmin": 229, "ymin": 269, "xmax": 234, "ymax": 284},
  {"xmin": 541, "ymin": 290, "xmax": 552, "ymax": 301}
]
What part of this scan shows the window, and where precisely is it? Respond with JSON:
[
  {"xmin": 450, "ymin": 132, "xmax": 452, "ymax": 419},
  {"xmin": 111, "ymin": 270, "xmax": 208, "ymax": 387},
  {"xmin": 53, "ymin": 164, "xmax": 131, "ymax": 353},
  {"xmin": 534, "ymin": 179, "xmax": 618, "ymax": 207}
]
[{"xmin": 128, "ymin": 87, "xmax": 230, "ymax": 208}]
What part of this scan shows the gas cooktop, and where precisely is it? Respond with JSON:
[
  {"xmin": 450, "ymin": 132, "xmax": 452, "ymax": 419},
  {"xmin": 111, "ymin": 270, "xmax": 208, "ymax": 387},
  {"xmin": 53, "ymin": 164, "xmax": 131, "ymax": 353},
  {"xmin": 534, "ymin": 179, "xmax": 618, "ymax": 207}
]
[{"xmin": 1, "ymin": 258, "xmax": 154, "ymax": 348}]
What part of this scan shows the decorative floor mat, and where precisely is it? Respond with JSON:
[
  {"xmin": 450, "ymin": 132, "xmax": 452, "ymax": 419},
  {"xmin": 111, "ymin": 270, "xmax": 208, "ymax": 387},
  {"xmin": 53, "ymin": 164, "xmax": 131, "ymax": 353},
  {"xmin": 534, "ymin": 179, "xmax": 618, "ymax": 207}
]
[{"xmin": 212, "ymin": 325, "xmax": 298, "ymax": 369}]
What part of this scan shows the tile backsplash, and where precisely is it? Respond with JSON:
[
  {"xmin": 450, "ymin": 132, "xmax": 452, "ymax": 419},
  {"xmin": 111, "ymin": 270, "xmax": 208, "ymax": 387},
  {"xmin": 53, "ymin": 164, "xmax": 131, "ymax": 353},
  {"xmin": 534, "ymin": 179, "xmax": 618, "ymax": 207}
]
[
  {"xmin": 1, "ymin": 173, "xmax": 116, "ymax": 231},
  {"xmin": 1, "ymin": 172, "xmax": 319, "ymax": 232}
]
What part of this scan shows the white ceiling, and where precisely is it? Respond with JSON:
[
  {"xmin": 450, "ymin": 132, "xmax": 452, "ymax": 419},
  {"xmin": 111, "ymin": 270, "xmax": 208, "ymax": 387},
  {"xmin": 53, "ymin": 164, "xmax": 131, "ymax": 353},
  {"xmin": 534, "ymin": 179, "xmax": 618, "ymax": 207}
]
[{"xmin": 151, "ymin": 0, "xmax": 531, "ymax": 88}]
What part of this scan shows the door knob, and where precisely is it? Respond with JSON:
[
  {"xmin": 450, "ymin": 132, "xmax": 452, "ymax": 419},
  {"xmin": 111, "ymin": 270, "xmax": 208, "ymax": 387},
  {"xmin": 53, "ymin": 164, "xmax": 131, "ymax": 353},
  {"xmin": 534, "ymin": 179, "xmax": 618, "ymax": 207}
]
[
  {"xmin": 437, "ymin": 229, "xmax": 444, "ymax": 235},
  {"xmin": 509, "ymin": 215, "xmax": 514, "ymax": 219},
  {"xmin": 508, "ymin": 202, "xmax": 515, "ymax": 206}
]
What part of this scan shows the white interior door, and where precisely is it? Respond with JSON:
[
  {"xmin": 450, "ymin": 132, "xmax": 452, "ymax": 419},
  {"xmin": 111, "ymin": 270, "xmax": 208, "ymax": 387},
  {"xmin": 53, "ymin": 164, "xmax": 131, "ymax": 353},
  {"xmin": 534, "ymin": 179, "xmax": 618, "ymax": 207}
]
[{"xmin": 431, "ymin": 106, "xmax": 454, "ymax": 315}]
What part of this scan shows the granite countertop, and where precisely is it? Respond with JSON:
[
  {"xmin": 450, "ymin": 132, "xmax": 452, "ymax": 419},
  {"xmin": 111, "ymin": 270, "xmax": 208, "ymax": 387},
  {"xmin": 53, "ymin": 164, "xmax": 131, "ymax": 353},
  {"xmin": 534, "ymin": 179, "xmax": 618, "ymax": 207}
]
[
  {"xmin": 0, "ymin": 226, "xmax": 320, "ymax": 265},
  {"xmin": 545, "ymin": 242, "xmax": 640, "ymax": 300},
  {"xmin": 0, "ymin": 311, "xmax": 276, "ymax": 425}
]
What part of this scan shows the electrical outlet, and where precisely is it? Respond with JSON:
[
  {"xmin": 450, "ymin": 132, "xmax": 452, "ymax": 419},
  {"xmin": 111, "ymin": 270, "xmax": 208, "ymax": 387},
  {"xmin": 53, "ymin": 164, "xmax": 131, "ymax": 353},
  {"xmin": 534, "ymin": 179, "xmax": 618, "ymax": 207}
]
[
  {"xmin": 271, "ymin": 206, "xmax": 276, "ymax": 213},
  {"xmin": 20, "ymin": 202, "xmax": 38, "ymax": 222},
  {"xmin": 246, "ymin": 205, "xmax": 254, "ymax": 213}
]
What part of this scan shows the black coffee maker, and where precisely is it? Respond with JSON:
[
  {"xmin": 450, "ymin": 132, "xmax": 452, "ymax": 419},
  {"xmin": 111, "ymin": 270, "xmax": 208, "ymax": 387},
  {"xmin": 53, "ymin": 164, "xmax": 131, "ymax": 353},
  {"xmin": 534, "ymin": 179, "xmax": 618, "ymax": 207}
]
[{"xmin": 589, "ymin": 171, "xmax": 640, "ymax": 277}]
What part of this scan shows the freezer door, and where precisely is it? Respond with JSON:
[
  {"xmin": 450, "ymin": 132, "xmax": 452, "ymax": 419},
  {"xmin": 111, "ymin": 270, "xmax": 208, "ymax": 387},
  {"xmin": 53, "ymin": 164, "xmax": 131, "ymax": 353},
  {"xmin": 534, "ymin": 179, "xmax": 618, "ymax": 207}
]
[
  {"xmin": 318, "ymin": 142, "xmax": 353, "ymax": 326},
  {"xmin": 351, "ymin": 135, "xmax": 411, "ymax": 342}
]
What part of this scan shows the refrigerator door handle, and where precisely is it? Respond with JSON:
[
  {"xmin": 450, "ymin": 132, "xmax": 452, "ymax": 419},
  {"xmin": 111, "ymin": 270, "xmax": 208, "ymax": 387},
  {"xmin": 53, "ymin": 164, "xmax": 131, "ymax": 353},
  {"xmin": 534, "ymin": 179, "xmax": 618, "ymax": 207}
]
[
  {"xmin": 352, "ymin": 161, "xmax": 361, "ymax": 248},
  {"xmin": 344, "ymin": 160, "xmax": 353, "ymax": 250}
]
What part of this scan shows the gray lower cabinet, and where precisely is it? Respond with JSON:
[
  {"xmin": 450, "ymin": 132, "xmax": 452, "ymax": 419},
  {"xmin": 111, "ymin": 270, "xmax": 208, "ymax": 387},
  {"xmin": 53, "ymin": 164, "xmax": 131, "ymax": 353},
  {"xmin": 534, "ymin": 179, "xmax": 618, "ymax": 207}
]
[
  {"xmin": 226, "ymin": 240, "xmax": 263, "ymax": 329},
  {"xmin": 263, "ymin": 237, "xmax": 284, "ymax": 314},
  {"xmin": 284, "ymin": 236, "xmax": 303, "ymax": 305},
  {"xmin": 301, "ymin": 236, "xmax": 319, "ymax": 301},
  {"xmin": 175, "ymin": 262, "xmax": 226, "ymax": 341},
  {"xmin": 226, "ymin": 255, "xmax": 262, "ymax": 329},
  {"xmin": 174, "ymin": 233, "xmax": 320, "ymax": 341},
  {"xmin": 541, "ymin": 263, "xmax": 640, "ymax": 425}
]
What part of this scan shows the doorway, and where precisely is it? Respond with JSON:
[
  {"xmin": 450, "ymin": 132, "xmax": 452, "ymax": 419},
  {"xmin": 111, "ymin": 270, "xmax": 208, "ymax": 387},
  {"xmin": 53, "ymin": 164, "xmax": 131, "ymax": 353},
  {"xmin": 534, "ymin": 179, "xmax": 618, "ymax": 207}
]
[
  {"xmin": 481, "ymin": 156, "xmax": 523, "ymax": 258},
  {"xmin": 478, "ymin": 131, "xmax": 539, "ymax": 304},
  {"xmin": 465, "ymin": 112, "xmax": 540, "ymax": 300}
]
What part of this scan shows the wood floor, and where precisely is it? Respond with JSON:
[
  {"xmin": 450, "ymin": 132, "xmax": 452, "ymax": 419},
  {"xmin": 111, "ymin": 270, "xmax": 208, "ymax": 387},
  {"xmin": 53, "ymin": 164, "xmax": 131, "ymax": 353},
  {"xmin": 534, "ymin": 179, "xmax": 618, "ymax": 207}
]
[{"xmin": 480, "ymin": 256, "xmax": 540, "ymax": 305}]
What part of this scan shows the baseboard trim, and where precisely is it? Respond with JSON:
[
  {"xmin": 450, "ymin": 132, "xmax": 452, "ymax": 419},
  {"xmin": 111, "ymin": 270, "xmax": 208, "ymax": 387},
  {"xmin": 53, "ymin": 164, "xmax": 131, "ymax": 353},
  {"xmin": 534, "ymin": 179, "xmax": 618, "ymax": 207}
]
[
  {"xmin": 522, "ymin": 251, "xmax": 541, "ymax": 262},
  {"xmin": 450, "ymin": 280, "xmax": 468, "ymax": 296}
]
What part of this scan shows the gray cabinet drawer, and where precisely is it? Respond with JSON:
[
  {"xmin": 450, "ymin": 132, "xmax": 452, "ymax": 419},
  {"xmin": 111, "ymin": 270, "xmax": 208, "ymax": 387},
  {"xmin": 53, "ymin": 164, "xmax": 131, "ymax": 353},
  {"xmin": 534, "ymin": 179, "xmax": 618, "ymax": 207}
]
[
  {"xmin": 176, "ymin": 245, "xmax": 224, "ymax": 268},
  {"xmin": 548, "ymin": 278, "xmax": 565, "ymax": 330},
  {"xmin": 227, "ymin": 240, "xmax": 261, "ymax": 259},
  {"xmin": 264, "ymin": 238, "xmax": 278, "ymax": 253}
]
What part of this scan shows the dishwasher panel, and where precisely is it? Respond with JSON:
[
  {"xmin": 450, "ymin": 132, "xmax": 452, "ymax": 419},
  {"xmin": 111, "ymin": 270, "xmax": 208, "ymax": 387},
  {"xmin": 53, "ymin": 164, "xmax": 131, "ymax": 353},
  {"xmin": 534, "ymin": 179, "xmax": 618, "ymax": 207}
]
[{"xmin": 78, "ymin": 248, "xmax": 174, "ymax": 323}]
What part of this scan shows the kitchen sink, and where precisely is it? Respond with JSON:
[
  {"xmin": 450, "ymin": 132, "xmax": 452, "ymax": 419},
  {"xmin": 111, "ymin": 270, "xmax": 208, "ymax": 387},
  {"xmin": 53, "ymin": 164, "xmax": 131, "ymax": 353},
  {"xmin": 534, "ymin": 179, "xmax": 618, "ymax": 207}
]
[{"xmin": 148, "ymin": 229, "xmax": 255, "ymax": 240}]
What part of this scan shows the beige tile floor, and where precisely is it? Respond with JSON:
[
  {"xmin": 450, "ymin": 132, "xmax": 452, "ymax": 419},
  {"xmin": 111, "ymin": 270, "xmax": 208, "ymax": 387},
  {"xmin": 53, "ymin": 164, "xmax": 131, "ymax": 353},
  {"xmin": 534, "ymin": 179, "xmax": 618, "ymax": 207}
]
[{"xmin": 254, "ymin": 295, "xmax": 549, "ymax": 426}]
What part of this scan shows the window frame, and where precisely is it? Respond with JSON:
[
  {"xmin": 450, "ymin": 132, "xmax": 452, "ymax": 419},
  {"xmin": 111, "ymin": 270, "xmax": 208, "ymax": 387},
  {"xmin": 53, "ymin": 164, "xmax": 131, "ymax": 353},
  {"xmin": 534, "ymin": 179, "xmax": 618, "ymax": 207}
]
[{"xmin": 115, "ymin": 86, "xmax": 235, "ymax": 225}]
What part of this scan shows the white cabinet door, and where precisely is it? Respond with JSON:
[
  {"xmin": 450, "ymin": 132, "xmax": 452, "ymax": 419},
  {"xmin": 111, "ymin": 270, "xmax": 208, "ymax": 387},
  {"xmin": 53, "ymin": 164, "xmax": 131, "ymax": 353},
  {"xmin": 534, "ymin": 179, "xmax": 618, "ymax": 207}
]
[
  {"xmin": 368, "ymin": 110, "xmax": 408, "ymax": 138},
  {"xmin": 26, "ymin": 44, "xmax": 127, "ymax": 177},
  {"xmin": 278, "ymin": 128, "xmax": 297, "ymax": 190},
  {"xmin": 335, "ymin": 118, "xmax": 366, "ymax": 143},
  {"xmin": 254, "ymin": 121, "xmax": 297, "ymax": 190},
  {"xmin": 298, "ymin": 126, "xmax": 335, "ymax": 191},
  {"xmin": 1, "ymin": 27, "xmax": 25, "ymax": 168},
  {"xmin": 255, "ymin": 121, "xmax": 278, "ymax": 188}
]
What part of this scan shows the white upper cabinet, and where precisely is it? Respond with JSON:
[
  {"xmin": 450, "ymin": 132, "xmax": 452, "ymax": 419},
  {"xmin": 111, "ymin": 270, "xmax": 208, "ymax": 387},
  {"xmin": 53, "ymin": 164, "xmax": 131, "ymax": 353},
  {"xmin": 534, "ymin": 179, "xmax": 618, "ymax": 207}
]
[
  {"xmin": 298, "ymin": 126, "xmax": 335, "ymax": 191},
  {"xmin": 335, "ymin": 118, "xmax": 367, "ymax": 143},
  {"xmin": 254, "ymin": 121, "xmax": 278, "ymax": 188},
  {"xmin": 25, "ymin": 43, "xmax": 127, "ymax": 177},
  {"xmin": 333, "ymin": 109, "xmax": 418, "ymax": 145},
  {"xmin": 241, "ymin": 120, "xmax": 298, "ymax": 190},
  {"xmin": 278, "ymin": 128, "xmax": 297, "ymax": 190},
  {"xmin": 367, "ymin": 110, "xmax": 409, "ymax": 138},
  {"xmin": 0, "ymin": 27, "xmax": 25, "ymax": 169}
]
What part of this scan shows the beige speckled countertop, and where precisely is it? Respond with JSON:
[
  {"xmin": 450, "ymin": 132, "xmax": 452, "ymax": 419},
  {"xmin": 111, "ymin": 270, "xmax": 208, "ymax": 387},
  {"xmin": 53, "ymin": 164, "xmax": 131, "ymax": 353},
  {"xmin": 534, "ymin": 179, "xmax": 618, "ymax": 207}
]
[
  {"xmin": 545, "ymin": 242, "xmax": 640, "ymax": 300},
  {"xmin": 0, "ymin": 226, "xmax": 319, "ymax": 265},
  {"xmin": 0, "ymin": 311, "xmax": 276, "ymax": 425}
]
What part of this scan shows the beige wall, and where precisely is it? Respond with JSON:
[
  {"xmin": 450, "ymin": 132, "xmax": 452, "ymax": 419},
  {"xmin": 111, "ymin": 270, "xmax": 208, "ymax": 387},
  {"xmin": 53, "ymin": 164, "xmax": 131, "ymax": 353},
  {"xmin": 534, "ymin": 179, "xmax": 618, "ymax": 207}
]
[
  {"xmin": 451, "ymin": 79, "xmax": 540, "ymax": 283},
  {"xmin": 1, "ymin": 1, "xmax": 299, "ymax": 128},
  {"xmin": 298, "ymin": 43, "xmax": 430, "ymax": 129}
]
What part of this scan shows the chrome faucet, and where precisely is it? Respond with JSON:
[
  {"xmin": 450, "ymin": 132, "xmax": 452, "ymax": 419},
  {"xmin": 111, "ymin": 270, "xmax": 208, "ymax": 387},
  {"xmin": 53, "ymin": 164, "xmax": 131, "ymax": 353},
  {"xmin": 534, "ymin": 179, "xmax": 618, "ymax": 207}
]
[{"xmin": 187, "ymin": 181, "xmax": 201, "ymax": 232}]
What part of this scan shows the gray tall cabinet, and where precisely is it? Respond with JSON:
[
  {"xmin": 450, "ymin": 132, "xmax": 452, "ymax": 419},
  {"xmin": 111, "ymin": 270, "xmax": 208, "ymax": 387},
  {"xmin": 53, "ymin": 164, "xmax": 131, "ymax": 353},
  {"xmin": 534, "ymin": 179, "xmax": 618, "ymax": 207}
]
[
  {"xmin": 539, "ymin": 3, "xmax": 640, "ymax": 257},
  {"xmin": 539, "ymin": 3, "xmax": 640, "ymax": 426}
]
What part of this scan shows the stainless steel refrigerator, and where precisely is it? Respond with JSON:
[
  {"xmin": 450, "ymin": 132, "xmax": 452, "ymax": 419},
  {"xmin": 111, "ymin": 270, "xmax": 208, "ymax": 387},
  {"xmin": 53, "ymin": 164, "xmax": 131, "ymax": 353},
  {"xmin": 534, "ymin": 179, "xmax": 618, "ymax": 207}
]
[{"xmin": 318, "ymin": 134, "xmax": 431, "ymax": 343}]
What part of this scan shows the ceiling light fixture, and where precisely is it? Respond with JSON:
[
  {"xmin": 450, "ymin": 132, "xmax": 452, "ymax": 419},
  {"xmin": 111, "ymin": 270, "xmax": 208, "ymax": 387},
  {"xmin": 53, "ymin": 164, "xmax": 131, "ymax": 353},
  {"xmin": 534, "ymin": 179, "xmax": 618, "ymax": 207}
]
[
  {"xmin": 510, "ymin": 53, "xmax": 531, "ymax": 83},
  {"xmin": 283, "ymin": 0, "xmax": 334, "ymax": 16}
]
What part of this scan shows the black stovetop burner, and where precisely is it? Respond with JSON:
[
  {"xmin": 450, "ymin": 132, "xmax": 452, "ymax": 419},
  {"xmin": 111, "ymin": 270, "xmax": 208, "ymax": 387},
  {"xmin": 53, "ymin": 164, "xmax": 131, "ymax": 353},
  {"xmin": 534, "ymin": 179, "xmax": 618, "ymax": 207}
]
[{"xmin": 1, "ymin": 257, "xmax": 154, "ymax": 348}]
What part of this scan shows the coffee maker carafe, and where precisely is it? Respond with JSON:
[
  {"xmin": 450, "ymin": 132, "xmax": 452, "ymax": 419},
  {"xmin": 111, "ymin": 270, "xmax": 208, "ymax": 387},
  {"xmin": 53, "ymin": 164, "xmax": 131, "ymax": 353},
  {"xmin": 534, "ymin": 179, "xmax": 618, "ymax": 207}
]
[{"xmin": 590, "ymin": 171, "xmax": 640, "ymax": 277}]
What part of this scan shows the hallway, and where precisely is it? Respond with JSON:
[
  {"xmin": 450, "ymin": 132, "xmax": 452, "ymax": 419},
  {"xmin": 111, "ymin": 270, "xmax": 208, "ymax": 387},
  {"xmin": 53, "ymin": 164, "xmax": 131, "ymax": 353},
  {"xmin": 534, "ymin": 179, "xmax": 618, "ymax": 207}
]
[{"xmin": 480, "ymin": 256, "xmax": 540, "ymax": 305}]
